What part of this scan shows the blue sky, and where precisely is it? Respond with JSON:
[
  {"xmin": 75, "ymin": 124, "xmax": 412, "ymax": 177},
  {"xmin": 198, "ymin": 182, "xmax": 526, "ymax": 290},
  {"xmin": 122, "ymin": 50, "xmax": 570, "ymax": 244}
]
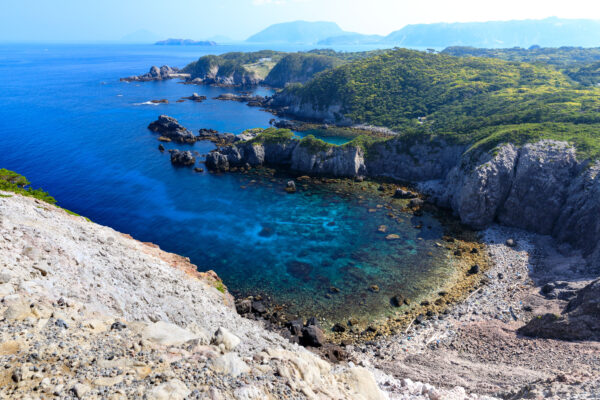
[{"xmin": 2, "ymin": 0, "xmax": 600, "ymax": 42}]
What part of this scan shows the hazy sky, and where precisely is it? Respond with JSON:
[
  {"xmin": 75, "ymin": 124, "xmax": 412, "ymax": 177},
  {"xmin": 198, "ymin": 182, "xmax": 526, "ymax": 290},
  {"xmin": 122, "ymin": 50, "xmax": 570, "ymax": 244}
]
[{"xmin": 2, "ymin": 0, "xmax": 600, "ymax": 42}]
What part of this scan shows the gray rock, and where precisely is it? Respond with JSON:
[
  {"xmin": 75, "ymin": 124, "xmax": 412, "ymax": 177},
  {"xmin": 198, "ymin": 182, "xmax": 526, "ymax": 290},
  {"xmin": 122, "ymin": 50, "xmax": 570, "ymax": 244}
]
[
  {"xmin": 394, "ymin": 188, "xmax": 418, "ymax": 199},
  {"xmin": 444, "ymin": 144, "xmax": 518, "ymax": 229},
  {"xmin": 120, "ymin": 65, "xmax": 188, "ymax": 82},
  {"xmin": 169, "ymin": 150, "xmax": 196, "ymax": 166},
  {"xmin": 148, "ymin": 115, "xmax": 196, "ymax": 143},
  {"xmin": 519, "ymin": 279, "xmax": 600, "ymax": 341},
  {"xmin": 301, "ymin": 325, "xmax": 325, "ymax": 347},
  {"xmin": 498, "ymin": 141, "xmax": 578, "ymax": 234}
]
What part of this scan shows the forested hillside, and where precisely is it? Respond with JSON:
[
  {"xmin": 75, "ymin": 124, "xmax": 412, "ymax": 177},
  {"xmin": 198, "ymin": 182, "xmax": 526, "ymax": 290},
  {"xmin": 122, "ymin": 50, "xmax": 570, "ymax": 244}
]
[{"xmin": 273, "ymin": 48, "xmax": 600, "ymax": 157}]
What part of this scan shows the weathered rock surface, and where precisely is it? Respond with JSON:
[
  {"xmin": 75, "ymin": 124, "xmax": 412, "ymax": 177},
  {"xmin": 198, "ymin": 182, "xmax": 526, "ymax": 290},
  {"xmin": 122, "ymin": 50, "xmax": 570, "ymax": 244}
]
[
  {"xmin": 214, "ymin": 93, "xmax": 266, "ymax": 106},
  {"xmin": 120, "ymin": 65, "xmax": 190, "ymax": 82},
  {"xmin": 169, "ymin": 149, "xmax": 196, "ymax": 166},
  {"xmin": 519, "ymin": 279, "xmax": 600, "ymax": 341},
  {"xmin": 148, "ymin": 115, "xmax": 196, "ymax": 143}
]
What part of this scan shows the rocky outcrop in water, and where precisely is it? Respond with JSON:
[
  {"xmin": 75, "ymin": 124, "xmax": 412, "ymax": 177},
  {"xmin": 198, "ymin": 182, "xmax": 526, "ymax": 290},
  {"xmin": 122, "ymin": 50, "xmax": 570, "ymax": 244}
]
[
  {"xmin": 206, "ymin": 138, "xmax": 365, "ymax": 177},
  {"xmin": 148, "ymin": 115, "xmax": 196, "ymax": 143},
  {"xmin": 180, "ymin": 93, "xmax": 207, "ymax": 102},
  {"xmin": 120, "ymin": 65, "xmax": 190, "ymax": 82},
  {"xmin": 207, "ymin": 136, "xmax": 600, "ymax": 267},
  {"xmin": 169, "ymin": 149, "xmax": 196, "ymax": 166},
  {"xmin": 214, "ymin": 93, "xmax": 266, "ymax": 106}
]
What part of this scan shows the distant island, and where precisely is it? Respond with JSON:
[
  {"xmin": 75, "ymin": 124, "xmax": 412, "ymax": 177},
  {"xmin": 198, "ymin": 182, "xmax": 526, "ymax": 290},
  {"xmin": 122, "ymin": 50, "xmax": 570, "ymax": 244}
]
[
  {"xmin": 246, "ymin": 21, "xmax": 347, "ymax": 44},
  {"xmin": 155, "ymin": 38, "xmax": 217, "ymax": 46},
  {"xmin": 245, "ymin": 17, "xmax": 600, "ymax": 48}
]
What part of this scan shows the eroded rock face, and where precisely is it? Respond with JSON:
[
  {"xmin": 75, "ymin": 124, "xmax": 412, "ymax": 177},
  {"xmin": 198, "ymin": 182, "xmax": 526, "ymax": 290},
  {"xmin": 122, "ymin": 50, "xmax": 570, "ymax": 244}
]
[
  {"xmin": 169, "ymin": 150, "xmax": 196, "ymax": 166},
  {"xmin": 518, "ymin": 279, "xmax": 600, "ymax": 341},
  {"xmin": 443, "ymin": 144, "xmax": 519, "ymax": 229},
  {"xmin": 553, "ymin": 161, "xmax": 600, "ymax": 258},
  {"xmin": 148, "ymin": 115, "xmax": 196, "ymax": 143},
  {"xmin": 291, "ymin": 144, "xmax": 366, "ymax": 177},
  {"xmin": 121, "ymin": 65, "xmax": 190, "ymax": 82},
  {"xmin": 497, "ymin": 141, "xmax": 579, "ymax": 234},
  {"xmin": 366, "ymin": 137, "xmax": 465, "ymax": 182}
]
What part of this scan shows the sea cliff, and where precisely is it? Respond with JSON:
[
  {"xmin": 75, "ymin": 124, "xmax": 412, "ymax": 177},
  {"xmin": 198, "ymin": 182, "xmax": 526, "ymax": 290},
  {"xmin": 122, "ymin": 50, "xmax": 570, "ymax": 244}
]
[{"xmin": 206, "ymin": 133, "xmax": 600, "ymax": 268}]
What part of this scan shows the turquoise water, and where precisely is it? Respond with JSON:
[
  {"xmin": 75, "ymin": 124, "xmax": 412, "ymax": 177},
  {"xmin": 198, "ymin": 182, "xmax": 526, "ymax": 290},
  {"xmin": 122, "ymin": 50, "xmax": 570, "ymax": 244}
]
[{"xmin": 0, "ymin": 44, "xmax": 457, "ymax": 324}]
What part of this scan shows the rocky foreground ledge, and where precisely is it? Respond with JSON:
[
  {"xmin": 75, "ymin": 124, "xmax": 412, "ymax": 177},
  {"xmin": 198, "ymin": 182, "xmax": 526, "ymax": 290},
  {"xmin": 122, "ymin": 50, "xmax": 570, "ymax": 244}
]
[{"xmin": 0, "ymin": 192, "xmax": 500, "ymax": 400}]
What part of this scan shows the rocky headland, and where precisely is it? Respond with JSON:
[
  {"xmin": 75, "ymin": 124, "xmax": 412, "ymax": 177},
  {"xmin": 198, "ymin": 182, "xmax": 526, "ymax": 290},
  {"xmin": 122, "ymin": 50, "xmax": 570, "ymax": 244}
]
[{"xmin": 121, "ymin": 66, "xmax": 190, "ymax": 83}]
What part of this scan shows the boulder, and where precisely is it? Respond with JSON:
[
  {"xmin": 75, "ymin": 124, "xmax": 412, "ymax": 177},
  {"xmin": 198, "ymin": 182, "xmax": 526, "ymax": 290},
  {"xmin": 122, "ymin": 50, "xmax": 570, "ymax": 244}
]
[
  {"xmin": 181, "ymin": 93, "xmax": 207, "ymax": 102},
  {"xmin": 518, "ymin": 279, "xmax": 600, "ymax": 341},
  {"xmin": 286, "ymin": 319, "xmax": 304, "ymax": 336},
  {"xmin": 394, "ymin": 188, "xmax": 418, "ymax": 199},
  {"xmin": 301, "ymin": 325, "xmax": 325, "ymax": 347},
  {"xmin": 212, "ymin": 327, "xmax": 241, "ymax": 352},
  {"xmin": 148, "ymin": 115, "xmax": 196, "ymax": 143},
  {"xmin": 146, "ymin": 379, "xmax": 190, "ymax": 400},
  {"xmin": 285, "ymin": 180, "xmax": 297, "ymax": 193},
  {"xmin": 209, "ymin": 353, "xmax": 250, "ymax": 377},
  {"xmin": 169, "ymin": 150, "xmax": 196, "ymax": 166},
  {"xmin": 142, "ymin": 321, "xmax": 207, "ymax": 346}
]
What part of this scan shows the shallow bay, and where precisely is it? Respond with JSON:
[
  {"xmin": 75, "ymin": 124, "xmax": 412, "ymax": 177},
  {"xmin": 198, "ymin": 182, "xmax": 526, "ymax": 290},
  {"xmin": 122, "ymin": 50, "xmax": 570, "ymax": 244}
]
[{"xmin": 0, "ymin": 44, "xmax": 464, "ymax": 326}]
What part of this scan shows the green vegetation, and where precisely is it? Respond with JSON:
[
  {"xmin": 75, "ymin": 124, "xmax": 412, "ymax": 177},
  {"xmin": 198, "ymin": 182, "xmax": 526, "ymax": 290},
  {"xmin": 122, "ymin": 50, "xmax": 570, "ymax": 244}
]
[
  {"xmin": 464, "ymin": 123, "xmax": 600, "ymax": 161},
  {"xmin": 214, "ymin": 281, "xmax": 226, "ymax": 294},
  {"xmin": 278, "ymin": 48, "xmax": 600, "ymax": 160},
  {"xmin": 0, "ymin": 169, "xmax": 56, "ymax": 204},
  {"xmin": 443, "ymin": 46, "xmax": 600, "ymax": 86},
  {"xmin": 0, "ymin": 168, "xmax": 90, "ymax": 220},
  {"xmin": 183, "ymin": 49, "xmax": 392, "ymax": 87},
  {"xmin": 245, "ymin": 128, "xmax": 295, "ymax": 145},
  {"xmin": 264, "ymin": 53, "xmax": 343, "ymax": 87},
  {"xmin": 566, "ymin": 62, "xmax": 600, "ymax": 86},
  {"xmin": 298, "ymin": 134, "xmax": 334, "ymax": 154},
  {"xmin": 183, "ymin": 51, "xmax": 286, "ymax": 81},
  {"xmin": 442, "ymin": 46, "xmax": 600, "ymax": 68}
]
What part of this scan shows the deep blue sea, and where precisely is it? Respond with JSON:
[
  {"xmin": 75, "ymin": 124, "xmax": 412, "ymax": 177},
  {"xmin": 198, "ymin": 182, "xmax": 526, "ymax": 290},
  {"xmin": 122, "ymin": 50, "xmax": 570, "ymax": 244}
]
[{"xmin": 0, "ymin": 43, "xmax": 458, "ymax": 325}]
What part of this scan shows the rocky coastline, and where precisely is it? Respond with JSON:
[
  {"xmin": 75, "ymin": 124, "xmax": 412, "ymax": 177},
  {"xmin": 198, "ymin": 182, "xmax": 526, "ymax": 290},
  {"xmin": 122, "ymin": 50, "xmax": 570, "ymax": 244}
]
[
  {"xmin": 120, "ymin": 65, "xmax": 190, "ymax": 82},
  {"xmin": 205, "ymin": 133, "xmax": 600, "ymax": 270}
]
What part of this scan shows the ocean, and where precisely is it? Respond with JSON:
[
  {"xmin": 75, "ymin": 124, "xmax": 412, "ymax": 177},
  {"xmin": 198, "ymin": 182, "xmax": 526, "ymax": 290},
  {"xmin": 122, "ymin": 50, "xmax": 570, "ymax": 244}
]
[{"xmin": 0, "ymin": 43, "xmax": 458, "ymax": 325}]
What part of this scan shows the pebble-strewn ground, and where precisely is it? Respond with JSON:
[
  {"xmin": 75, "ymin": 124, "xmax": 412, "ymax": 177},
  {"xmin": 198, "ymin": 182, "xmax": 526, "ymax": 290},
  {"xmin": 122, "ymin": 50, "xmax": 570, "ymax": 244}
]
[
  {"xmin": 1, "ymin": 192, "xmax": 497, "ymax": 400},
  {"xmin": 349, "ymin": 227, "xmax": 600, "ymax": 399}
]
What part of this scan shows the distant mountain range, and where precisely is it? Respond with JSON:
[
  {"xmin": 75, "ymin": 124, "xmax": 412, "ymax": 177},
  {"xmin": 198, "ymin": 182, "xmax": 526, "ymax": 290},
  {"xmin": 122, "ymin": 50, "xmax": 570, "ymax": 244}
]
[
  {"xmin": 155, "ymin": 39, "xmax": 217, "ymax": 46},
  {"xmin": 245, "ymin": 18, "xmax": 600, "ymax": 48},
  {"xmin": 246, "ymin": 21, "xmax": 347, "ymax": 44}
]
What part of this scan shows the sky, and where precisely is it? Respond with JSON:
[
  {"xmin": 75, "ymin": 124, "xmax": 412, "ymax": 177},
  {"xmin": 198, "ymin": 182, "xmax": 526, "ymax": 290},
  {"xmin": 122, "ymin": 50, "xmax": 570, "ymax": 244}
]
[{"xmin": 2, "ymin": 0, "xmax": 600, "ymax": 42}]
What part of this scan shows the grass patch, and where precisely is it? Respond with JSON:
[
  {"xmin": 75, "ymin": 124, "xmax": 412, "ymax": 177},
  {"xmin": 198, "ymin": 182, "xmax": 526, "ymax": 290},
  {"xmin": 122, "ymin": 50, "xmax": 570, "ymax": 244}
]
[
  {"xmin": 245, "ymin": 128, "xmax": 295, "ymax": 145},
  {"xmin": 465, "ymin": 123, "xmax": 600, "ymax": 161},
  {"xmin": 0, "ymin": 168, "xmax": 90, "ymax": 221},
  {"xmin": 298, "ymin": 134, "xmax": 334, "ymax": 154},
  {"xmin": 214, "ymin": 281, "xmax": 226, "ymax": 294}
]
